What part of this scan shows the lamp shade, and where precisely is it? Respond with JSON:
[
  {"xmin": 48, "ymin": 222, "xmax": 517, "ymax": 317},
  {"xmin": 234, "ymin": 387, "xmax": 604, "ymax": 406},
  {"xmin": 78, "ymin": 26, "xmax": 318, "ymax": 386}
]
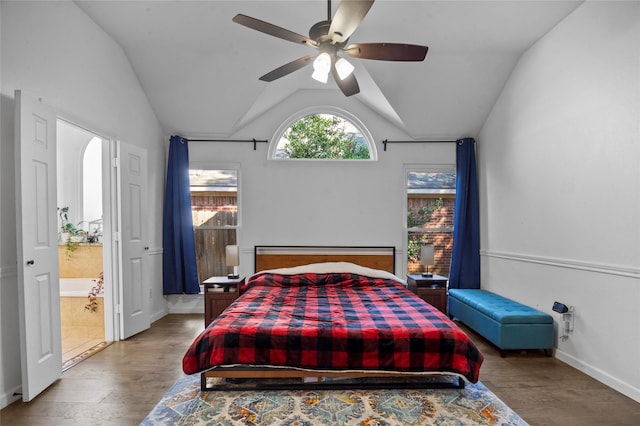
[
  {"xmin": 312, "ymin": 52, "xmax": 331, "ymax": 83},
  {"xmin": 313, "ymin": 52, "xmax": 331, "ymax": 73},
  {"xmin": 421, "ymin": 245, "xmax": 435, "ymax": 266},
  {"xmin": 335, "ymin": 57, "xmax": 355, "ymax": 80},
  {"xmin": 311, "ymin": 68, "xmax": 329, "ymax": 83},
  {"xmin": 225, "ymin": 245, "xmax": 239, "ymax": 267}
]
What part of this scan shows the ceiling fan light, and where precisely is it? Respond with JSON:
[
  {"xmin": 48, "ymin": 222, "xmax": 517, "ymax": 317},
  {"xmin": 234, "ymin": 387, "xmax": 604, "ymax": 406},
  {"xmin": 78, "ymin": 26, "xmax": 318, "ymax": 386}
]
[
  {"xmin": 313, "ymin": 52, "xmax": 331, "ymax": 73},
  {"xmin": 312, "ymin": 68, "xmax": 329, "ymax": 83},
  {"xmin": 312, "ymin": 52, "xmax": 331, "ymax": 83},
  {"xmin": 335, "ymin": 58, "xmax": 355, "ymax": 80}
]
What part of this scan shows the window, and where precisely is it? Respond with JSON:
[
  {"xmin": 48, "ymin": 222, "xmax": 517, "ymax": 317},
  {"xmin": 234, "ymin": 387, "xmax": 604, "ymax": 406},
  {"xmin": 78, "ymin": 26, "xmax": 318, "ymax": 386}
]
[
  {"xmin": 405, "ymin": 166, "xmax": 456, "ymax": 277},
  {"xmin": 82, "ymin": 136, "xmax": 103, "ymax": 238},
  {"xmin": 189, "ymin": 168, "xmax": 239, "ymax": 282},
  {"xmin": 270, "ymin": 107, "xmax": 376, "ymax": 160}
]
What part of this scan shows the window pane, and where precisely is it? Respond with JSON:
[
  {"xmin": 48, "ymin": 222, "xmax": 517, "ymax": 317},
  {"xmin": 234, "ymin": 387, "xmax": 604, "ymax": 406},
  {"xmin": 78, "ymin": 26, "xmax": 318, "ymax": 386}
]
[
  {"xmin": 407, "ymin": 171, "xmax": 455, "ymax": 228},
  {"xmin": 407, "ymin": 170, "xmax": 455, "ymax": 277},
  {"xmin": 192, "ymin": 198, "xmax": 237, "ymax": 228},
  {"xmin": 407, "ymin": 171, "xmax": 456, "ymax": 192},
  {"xmin": 190, "ymin": 169, "xmax": 238, "ymax": 281},
  {"xmin": 193, "ymin": 228, "xmax": 236, "ymax": 282},
  {"xmin": 408, "ymin": 231, "xmax": 453, "ymax": 277},
  {"xmin": 275, "ymin": 114, "xmax": 371, "ymax": 159},
  {"xmin": 190, "ymin": 169, "xmax": 237, "ymax": 227}
]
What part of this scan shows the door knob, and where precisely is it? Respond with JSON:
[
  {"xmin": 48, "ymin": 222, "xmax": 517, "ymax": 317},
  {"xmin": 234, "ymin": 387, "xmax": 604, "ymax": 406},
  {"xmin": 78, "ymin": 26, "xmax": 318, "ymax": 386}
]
[{"xmin": 26, "ymin": 260, "xmax": 35, "ymax": 265}]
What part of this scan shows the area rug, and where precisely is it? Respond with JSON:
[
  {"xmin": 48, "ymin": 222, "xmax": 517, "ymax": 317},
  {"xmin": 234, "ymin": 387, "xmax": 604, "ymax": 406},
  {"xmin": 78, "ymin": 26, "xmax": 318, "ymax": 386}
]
[{"xmin": 141, "ymin": 374, "xmax": 528, "ymax": 425}]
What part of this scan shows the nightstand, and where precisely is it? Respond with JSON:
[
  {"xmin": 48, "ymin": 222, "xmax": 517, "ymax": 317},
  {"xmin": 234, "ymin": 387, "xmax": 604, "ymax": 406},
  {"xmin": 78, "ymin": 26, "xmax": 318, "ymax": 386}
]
[
  {"xmin": 203, "ymin": 276, "xmax": 244, "ymax": 327},
  {"xmin": 407, "ymin": 274, "xmax": 448, "ymax": 314}
]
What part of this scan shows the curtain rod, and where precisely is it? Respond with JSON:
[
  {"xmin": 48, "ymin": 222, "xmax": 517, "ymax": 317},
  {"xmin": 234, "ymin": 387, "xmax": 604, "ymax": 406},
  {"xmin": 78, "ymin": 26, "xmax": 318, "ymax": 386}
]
[
  {"xmin": 187, "ymin": 138, "xmax": 268, "ymax": 151},
  {"xmin": 382, "ymin": 139, "xmax": 458, "ymax": 151}
]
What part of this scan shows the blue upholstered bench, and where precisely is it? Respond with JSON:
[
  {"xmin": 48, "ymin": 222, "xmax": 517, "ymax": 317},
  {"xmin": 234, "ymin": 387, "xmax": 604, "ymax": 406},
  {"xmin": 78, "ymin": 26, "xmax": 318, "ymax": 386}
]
[{"xmin": 448, "ymin": 289, "xmax": 553, "ymax": 356}]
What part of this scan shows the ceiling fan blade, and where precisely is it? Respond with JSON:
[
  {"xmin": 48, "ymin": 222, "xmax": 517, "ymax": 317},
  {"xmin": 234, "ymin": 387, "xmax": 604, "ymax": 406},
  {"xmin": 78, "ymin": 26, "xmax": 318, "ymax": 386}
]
[
  {"xmin": 331, "ymin": 66, "xmax": 360, "ymax": 97},
  {"xmin": 344, "ymin": 43, "xmax": 428, "ymax": 61},
  {"xmin": 233, "ymin": 14, "xmax": 318, "ymax": 47},
  {"xmin": 328, "ymin": 0, "xmax": 374, "ymax": 44},
  {"xmin": 259, "ymin": 55, "xmax": 315, "ymax": 82}
]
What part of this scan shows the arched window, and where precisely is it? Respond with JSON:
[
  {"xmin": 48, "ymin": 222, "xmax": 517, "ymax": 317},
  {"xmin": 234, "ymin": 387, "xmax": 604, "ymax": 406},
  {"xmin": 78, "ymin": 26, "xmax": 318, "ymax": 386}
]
[
  {"xmin": 82, "ymin": 137, "xmax": 103, "ymax": 226},
  {"xmin": 270, "ymin": 107, "xmax": 376, "ymax": 160}
]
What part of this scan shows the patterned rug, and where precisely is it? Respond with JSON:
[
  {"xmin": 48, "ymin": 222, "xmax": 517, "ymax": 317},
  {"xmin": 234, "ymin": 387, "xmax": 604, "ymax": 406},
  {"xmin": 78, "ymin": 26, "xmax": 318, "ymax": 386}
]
[{"xmin": 141, "ymin": 374, "xmax": 528, "ymax": 425}]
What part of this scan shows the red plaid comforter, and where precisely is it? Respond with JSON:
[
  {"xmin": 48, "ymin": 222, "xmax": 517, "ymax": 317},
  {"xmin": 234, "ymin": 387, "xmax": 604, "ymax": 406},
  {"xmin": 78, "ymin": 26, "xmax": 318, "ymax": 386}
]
[{"xmin": 183, "ymin": 272, "xmax": 483, "ymax": 382}]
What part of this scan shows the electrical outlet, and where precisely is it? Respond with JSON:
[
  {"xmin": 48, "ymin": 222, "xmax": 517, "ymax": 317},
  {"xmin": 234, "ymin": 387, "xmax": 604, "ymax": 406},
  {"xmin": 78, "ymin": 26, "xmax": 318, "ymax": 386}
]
[{"xmin": 553, "ymin": 301, "xmax": 569, "ymax": 313}]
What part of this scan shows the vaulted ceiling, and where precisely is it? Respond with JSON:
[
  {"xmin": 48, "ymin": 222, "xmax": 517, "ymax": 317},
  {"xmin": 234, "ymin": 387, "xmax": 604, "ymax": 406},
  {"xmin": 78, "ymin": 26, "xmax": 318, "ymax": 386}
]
[{"xmin": 75, "ymin": 0, "xmax": 582, "ymax": 139}]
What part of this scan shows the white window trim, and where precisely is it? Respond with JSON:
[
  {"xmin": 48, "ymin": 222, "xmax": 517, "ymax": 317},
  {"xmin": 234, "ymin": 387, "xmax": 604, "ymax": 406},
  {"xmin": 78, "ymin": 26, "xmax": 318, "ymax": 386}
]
[{"xmin": 269, "ymin": 106, "xmax": 377, "ymax": 161}]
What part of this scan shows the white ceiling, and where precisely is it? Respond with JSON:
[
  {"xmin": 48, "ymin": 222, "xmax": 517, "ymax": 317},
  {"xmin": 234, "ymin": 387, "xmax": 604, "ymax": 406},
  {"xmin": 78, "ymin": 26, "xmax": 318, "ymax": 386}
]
[{"xmin": 75, "ymin": 0, "xmax": 583, "ymax": 139}]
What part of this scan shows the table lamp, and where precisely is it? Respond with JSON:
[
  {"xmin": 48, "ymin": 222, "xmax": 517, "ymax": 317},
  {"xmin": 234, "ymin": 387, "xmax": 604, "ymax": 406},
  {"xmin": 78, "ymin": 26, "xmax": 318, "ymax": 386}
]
[
  {"xmin": 225, "ymin": 245, "xmax": 239, "ymax": 279},
  {"xmin": 421, "ymin": 245, "xmax": 434, "ymax": 277}
]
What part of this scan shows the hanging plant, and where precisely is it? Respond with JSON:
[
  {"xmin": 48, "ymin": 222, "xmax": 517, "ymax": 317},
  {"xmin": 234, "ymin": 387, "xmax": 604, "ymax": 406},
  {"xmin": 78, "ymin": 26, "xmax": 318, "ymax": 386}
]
[{"xmin": 85, "ymin": 272, "xmax": 104, "ymax": 313}]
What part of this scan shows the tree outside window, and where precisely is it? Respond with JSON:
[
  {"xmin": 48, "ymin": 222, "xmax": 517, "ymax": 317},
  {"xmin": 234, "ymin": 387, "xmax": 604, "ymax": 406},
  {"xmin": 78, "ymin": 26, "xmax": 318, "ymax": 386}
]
[{"xmin": 274, "ymin": 113, "xmax": 372, "ymax": 160}]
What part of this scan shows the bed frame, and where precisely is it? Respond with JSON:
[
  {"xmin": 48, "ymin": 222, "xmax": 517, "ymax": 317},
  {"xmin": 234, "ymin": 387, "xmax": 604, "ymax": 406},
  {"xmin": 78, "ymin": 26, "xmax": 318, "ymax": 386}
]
[
  {"xmin": 254, "ymin": 245, "xmax": 396, "ymax": 274},
  {"xmin": 201, "ymin": 245, "xmax": 465, "ymax": 391}
]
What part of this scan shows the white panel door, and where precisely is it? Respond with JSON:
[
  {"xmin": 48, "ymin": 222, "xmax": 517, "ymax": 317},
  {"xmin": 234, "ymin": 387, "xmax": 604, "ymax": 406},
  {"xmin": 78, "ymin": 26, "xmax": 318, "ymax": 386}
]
[
  {"xmin": 14, "ymin": 90, "xmax": 62, "ymax": 401},
  {"xmin": 118, "ymin": 142, "xmax": 150, "ymax": 339}
]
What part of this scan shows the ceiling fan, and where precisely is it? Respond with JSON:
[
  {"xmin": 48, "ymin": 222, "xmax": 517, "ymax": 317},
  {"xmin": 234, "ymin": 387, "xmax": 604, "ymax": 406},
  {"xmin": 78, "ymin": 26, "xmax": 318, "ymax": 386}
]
[{"xmin": 232, "ymin": 0, "xmax": 428, "ymax": 97}]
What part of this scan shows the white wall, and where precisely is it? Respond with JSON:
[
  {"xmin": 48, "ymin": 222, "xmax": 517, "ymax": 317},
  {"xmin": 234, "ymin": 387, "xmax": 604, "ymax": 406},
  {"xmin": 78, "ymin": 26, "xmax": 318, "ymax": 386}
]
[
  {"xmin": 187, "ymin": 89, "xmax": 457, "ymax": 277},
  {"xmin": 478, "ymin": 1, "xmax": 640, "ymax": 402},
  {"xmin": 0, "ymin": 2, "xmax": 458, "ymax": 405},
  {"xmin": 6, "ymin": 0, "xmax": 636, "ymax": 412},
  {"xmin": 169, "ymin": 89, "xmax": 458, "ymax": 311},
  {"xmin": 0, "ymin": 1, "xmax": 166, "ymax": 408}
]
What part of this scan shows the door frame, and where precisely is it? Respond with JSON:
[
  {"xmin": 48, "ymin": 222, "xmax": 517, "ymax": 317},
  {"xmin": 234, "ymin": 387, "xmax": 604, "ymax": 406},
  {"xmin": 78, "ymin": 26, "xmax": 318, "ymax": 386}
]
[{"xmin": 56, "ymin": 117, "xmax": 120, "ymax": 342}]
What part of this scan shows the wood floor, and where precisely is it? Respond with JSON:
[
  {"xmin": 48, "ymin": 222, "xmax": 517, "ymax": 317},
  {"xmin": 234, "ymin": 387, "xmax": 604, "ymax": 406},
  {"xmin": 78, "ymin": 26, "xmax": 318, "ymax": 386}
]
[{"xmin": 2, "ymin": 314, "xmax": 639, "ymax": 425}]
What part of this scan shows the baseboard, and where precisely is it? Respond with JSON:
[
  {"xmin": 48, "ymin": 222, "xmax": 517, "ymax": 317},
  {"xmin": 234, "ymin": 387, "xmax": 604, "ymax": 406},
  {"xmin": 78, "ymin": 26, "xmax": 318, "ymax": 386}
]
[
  {"xmin": 555, "ymin": 349, "xmax": 640, "ymax": 403},
  {"xmin": 167, "ymin": 306, "xmax": 204, "ymax": 314},
  {"xmin": 150, "ymin": 307, "xmax": 169, "ymax": 324},
  {"xmin": 0, "ymin": 384, "xmax": 22, "ymax": 410},
  {"xmin": 166, "ymin": 293, "xmax": 204, "ymax": 314}
]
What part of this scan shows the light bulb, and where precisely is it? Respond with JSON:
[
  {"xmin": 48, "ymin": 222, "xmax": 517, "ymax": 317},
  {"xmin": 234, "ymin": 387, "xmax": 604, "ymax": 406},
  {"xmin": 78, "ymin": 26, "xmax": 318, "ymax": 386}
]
[
  {"xmin": 312, "ymin": 52, "xmax": 331, "ymax": 83},
  {"xmin": 312, "ymin": 68, "xmax": 329, "ymax": 83},
  {"xmin": 313, "ymin": 52, "xmax": 331, "ymax": 72},
  {"xmin": 335, "ymin": 58, "xmax": 354, "ymax": 80}
]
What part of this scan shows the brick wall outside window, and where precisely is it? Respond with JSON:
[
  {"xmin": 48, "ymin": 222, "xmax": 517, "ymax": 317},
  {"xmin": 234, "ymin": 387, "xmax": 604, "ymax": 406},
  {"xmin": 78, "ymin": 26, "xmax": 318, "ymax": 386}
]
[{"xmin": 407, "ymin": 196, "xmax": 455, "ymax": 277}]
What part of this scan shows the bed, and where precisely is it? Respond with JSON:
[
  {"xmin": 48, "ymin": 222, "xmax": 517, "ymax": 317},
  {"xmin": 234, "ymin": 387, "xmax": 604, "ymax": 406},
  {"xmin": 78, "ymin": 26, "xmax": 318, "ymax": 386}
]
[{"xmin": 183, "ymin": 246, "xmax": 484, "ymax": 390}]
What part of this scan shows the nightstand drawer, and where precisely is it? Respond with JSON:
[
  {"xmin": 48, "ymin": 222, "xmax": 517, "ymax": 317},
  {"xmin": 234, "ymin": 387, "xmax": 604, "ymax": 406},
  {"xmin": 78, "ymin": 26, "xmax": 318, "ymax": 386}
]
[
  {"xmin": 407, "ymin": 274, "xmax": 448, "ymax": 314},
  {"xmin": 416, "ymin": 287, "xmax": 447, "ymax": 314}
]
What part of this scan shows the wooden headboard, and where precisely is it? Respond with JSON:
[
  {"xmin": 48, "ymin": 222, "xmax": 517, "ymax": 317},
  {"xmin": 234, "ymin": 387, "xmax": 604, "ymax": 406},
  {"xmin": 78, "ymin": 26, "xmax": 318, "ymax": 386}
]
[{"xmin": 254, "ymin": 246, "xmax": 396, "ymax": 274}]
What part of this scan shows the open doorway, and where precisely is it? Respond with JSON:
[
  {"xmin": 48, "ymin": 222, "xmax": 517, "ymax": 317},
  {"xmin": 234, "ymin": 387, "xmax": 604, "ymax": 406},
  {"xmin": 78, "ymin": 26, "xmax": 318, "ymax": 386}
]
[
  {"xmin": 15, "ymin": 92, "xmax": 149, "ymax": 400},
  {"xmin": 56, "ymin": 119, "xmax": 111, "ymax": 369}
]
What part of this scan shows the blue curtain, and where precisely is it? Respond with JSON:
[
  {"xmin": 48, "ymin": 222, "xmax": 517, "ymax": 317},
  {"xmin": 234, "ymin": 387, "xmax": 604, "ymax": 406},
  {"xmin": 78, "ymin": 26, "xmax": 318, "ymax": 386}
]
[
  {"xmin": 162, "ymin": 135, "xmax": 200, "ymax": 294},
  {"xmin": 449, "ymin": 138, "xmax": 480, "ymax": 289}
]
